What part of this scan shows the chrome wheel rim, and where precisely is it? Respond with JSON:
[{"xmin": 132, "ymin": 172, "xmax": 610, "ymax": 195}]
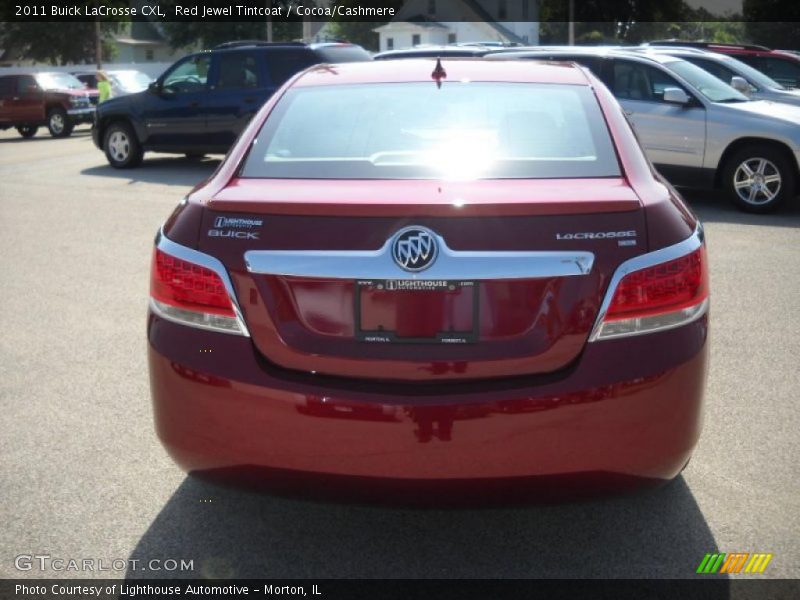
[
  {"xmin": 50, "ymin": 113, "xmax": 64, "ymax": 134},
  {"xmin": 733, "ymin": 157, "xmax": 781, "ymax": 205},
  {"xmin": 108, "ymin": 131, "xmax": 130, "ymax": 162}
]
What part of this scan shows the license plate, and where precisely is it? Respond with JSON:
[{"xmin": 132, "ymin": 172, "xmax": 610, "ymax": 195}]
[{"xmin": 354, "ymin": 279, "xmax": 479, "ymax": 344}]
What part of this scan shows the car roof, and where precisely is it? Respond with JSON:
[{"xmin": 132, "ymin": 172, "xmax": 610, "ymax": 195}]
[
  {"xmin": 633, "ymin": 47, "xmax": 732, "ymax": 61},
  {"xmin": 620, "ymin": 43, "xmax": 800, "ymax": 63},
  {"xmin": 491, "ymin": 47, "xmax": 681, "ymax": 65},
  {"xmin": 374, "ymin": 46, "xmax": 491, "ymax": 59},
  {"xmin": 208, "ymin": 41, "xmax": 362, "ymax": 55},
  {"xmin": 292, "ymin": 58, "xmax": 593, "ymax": 87}
]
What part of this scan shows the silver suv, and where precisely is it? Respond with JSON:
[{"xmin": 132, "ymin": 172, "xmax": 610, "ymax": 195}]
[
  {"xmin": 491, "ymin": 47, "xmax": 800, "ymax": 213},
  {"xmin": 640, "ymin": 46, "xmax": 800, "ymax": 108}
]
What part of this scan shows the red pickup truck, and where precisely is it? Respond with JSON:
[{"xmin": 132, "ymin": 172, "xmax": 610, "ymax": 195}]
[{"xmin": 0, "ymin": 72, "xmax": 96, "ymax": 138}]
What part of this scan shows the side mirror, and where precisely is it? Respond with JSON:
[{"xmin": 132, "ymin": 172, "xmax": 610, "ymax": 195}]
[
  {"xmin": 663, "ymin": 87, "xmax": 690, "ymax": 105},
  {"xmin": 147, "ymin": 81, "xmax": 162, "ymax": 94},
  {"xmin": 26, "ymin": 84, "xmax": 40, "ymax": 95},
  {"xmin": 730, "ymin": 76, "xmax": 751, "ymax": 95}
]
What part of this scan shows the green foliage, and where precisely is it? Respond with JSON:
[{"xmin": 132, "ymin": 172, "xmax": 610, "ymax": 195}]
[
  {"xmin": 661, "ymin": 21, "xmax": 746, "ymax": 44},
  {"xmin": 157, "ymin": 0, "xmax": 301, "ymax": 49},
  {"xmin": 538, "ymin": 0, "xmax": 688, "ymax": 26},
  {"xmin": 537, "ymin": 0, "xmax": 748, "ymax": 46},
  {"xmin": 313, "ymin": 0, "xmax": 402, "ymax": 51},
  {"xmin": 160, "ymin": 21, "xmax": 302, "ymax": 49},
  {"xmin": 323, "ymin": 22, "xmax": 385, "ymax": 51},
  {"xmin": 0, "ymin": 1, "xmax": 128, "ymax": 65},
  {"xmin": 0, "ymin": 21, "xmax": 120, "ymax": 65},
  {"xmin": 744, "ymin": 0, "xmax": 800, "ymax": 50}
]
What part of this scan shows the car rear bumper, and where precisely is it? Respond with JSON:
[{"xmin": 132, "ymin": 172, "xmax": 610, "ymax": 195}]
[{"xmin": 148, "ymin": 312, "xmax": 709, "ymax": 497}]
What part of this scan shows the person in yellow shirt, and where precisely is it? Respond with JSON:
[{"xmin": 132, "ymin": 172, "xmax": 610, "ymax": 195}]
[{"xmin": 96, "ymin": 71, "xmax": 112, "ymax": 103}]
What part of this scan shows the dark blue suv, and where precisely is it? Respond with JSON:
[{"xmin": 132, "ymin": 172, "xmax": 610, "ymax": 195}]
[{"xmin": 92, "ymin": 41, "xmax": 371, "ymax": 168}]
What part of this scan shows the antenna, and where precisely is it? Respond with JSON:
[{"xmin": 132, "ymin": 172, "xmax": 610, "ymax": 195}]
[{"xmin": 431, "ymin": 58, "xmax": 447, "ymax": 89}]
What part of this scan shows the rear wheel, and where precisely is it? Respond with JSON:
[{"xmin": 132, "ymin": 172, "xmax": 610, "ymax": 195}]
[
  {"xmin": 47, "ymin": 107, "xmax": 73, "ymax": 138},
  {"xmin": 16, "ymin": 125, "xmax": 38, "ymax": 138},
  {"xmin": 722, "ymin": 145, "xmax": 795, "ymax": 213},
  {"xmin": 104, "ymin": 122, "xmax": 143, "ymax": 168}
]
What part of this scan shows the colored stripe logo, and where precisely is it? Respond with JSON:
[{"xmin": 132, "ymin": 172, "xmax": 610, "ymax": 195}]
[{"xmin": 697, "ymin": 553, "xmax": 773, "ymax": 574}]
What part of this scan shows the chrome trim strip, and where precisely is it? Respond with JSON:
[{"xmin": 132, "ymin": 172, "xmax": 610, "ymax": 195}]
[
  {"xmin": 244, "ymin": 230, "xmax": 594, "ymax": 280},
  {"xmin": 588, "ymin": 223, "xmax": 705, "ymax": 342},
  {"xmin": 154, "ymin": 229, "xmax": 250, "ymax": 337}
]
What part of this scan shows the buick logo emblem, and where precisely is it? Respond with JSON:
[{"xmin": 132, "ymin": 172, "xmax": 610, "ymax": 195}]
[{"xmin": 392, "ymin": 227, "xmax": 438, "ymax": 272}]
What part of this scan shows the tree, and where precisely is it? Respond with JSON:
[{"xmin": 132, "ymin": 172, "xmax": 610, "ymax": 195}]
[
  {"xmin": 157, "ymin": 0, "xmax": 301, "ymax": 48},
  {"xmin": 538, "ymin": 0, "xmax": 691, "ymax": 44},
  {"xmin": 160, "ymin": 21, "xmax": 302, "ymax": 49},
  {"xmin": 744, "ymin": 0, "xmax": 800, "ymax": 50},
  {"xmin": 324, "ymin": 0, "xmax": 404, "ymax": 50},
  {"xmin": 324, "ymin": 22, "xmax": 385, "ymax": 50},
  {"xmin": 0, "ymin": 21, "xmax": 120, "ymax": 65}
]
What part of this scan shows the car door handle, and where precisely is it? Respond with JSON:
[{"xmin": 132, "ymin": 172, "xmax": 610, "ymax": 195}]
[{"xmin": 189, "ymin": 101, "xmax": 200, "ymax": 108}]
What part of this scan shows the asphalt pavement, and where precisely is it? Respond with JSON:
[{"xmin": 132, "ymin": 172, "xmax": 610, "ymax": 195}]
[{"xmin": 1, "ymin": 126, "xmax": 798, "ymax": 581}]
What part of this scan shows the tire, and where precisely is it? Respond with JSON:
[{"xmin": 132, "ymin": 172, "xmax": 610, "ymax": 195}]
[
  {"xmin": 16, "ymin": 125, "xmax": 38, "ymax": 138},
  {"xmin": 47, "ymin": 107, "xmax": 73, "ymax": 138},
  {"xmin": 103, "ymin": 122, "xmax": 143, "ymax": 168},
  {"xmin": 722, "ymin": 145, "xmax": 795, "ymax": 213}
]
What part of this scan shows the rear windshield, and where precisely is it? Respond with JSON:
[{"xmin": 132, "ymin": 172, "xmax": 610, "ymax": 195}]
[{"xmin": 240, "ymin": 82, "xmax": 621, "ymax": 180}]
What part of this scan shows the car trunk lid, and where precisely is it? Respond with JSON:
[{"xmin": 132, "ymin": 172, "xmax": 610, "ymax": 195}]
[{"xmin": 198, "ymin": 178, "xmax": 645, "ymax": 381}]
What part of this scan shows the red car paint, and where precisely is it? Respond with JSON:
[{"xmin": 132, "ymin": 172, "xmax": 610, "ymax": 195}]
[{"xmin": 149, "ymin": 60, "xmax": 709, "ymax": 501}]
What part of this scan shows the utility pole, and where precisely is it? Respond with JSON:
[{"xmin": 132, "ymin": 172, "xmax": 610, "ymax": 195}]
[
  {"xmin": 95, "ymin": 18, "xmax": 102, "ymax": 69},
  {"xmin": 568, "ymin": 0, "xmax": 575, "ymax": 45},
  {"xmin": 266, "ymin": 0, "xmax": 273, "ymax": 42}
]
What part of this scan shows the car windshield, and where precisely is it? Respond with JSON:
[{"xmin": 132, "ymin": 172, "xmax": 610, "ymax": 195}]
[
  {"xmin": 241, "ymin": 82, "xmax": 621, "ymax": 180},
  {"xmin": 34, "ymin": 72, "xmax": 86, "ymax": 90},
  {"xmin": 665, "ymin": 60, "xmax": 749, "ymax": 102},
  {"xmin": 109, "ymin": 71, "xmax": 152, "ymax": 91},
  {"xmin": 719, "ymin": 56, "xmax": 786, "ymax": 90}
]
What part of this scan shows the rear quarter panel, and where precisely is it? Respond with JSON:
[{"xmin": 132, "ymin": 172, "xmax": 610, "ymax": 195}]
[{"xmin": 587, "ymin": 69, "xmax": 696, "ymax": 250}]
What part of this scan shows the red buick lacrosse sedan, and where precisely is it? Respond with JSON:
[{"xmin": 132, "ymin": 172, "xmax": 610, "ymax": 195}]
[{"xmin": 148, "ymin": 59, "xmax": 709, "ymax": 502}]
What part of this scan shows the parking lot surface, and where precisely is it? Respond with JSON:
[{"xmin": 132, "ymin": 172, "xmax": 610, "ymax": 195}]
[{"xmin": 1, "ymin": 126, "xmax": 798, "ymax": 579}]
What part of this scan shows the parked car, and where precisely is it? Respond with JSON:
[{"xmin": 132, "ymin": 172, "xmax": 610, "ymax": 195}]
[
  {"xmin": 70, "ymin": 72, "xmax": 102, "ymax": 105},
  {"xmin": 0, "ymin": 72, "xmax": 94, "ymax": 138},
  {"xmin": 456, "ymin": 41, "xmax": 522, "ymax": 48},
  {"xmin": 92, "ymin": 41, "xmax": 371, "ymax": 168},
  {"xmin": 73, "ymin": 71, "xmax": 98, "ymax": 89},
  {"xmin": 148, "ymin": 59, "xmax": 709, "ymax": 500},
  {"xmin": 647, "ymin": 41, "xmax": 800, "ymax": 89},
  {"xmin": 74, "ymin": 69, "xmax": 153, "ymax": 98},
  {"xmin": 374, "ymin": 45, "xmax": 495, "ymax": 60},
  {"xmin": 637, "ymin": 46, "xmax": 800, "ymax": 107},
  {"xmin": 492, "ymin": 48, "xmax": 800, "ymax": 212}
]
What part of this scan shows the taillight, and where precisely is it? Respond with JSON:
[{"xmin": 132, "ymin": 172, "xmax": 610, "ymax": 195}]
[
  {"xmin": 149, "ymin": 247, "xmax": 246, "ymax": 335},
  {"xmin": 592, "ymin": 244, "xmax": 708, "ymax": 340}
]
